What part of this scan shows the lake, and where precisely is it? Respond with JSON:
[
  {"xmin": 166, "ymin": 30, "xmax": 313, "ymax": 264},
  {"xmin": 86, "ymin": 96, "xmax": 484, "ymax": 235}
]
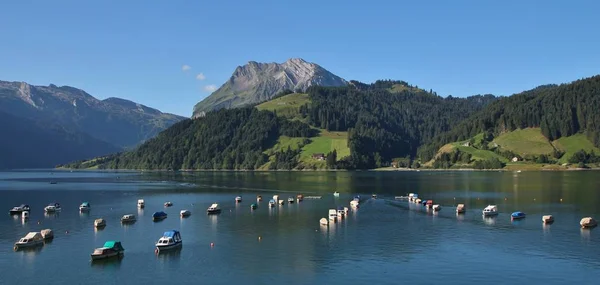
[{"xmin": 0, "ymin": 170, "xmax": 599, "ymax": 284}]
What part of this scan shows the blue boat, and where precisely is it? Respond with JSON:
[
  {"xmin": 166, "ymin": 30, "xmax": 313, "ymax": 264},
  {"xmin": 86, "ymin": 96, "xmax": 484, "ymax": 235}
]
[
  {"xmin": 155, "ymin": 230, "xmax": 182, "ymax": 252},
  {"xmin": 422, "ymin": 200, "xmax": 428, "ymax": 206},
  {"xmin": 511, "ymin": 211, "xmax": 526, "ymax": 220},
  {"xmin": 152, "ymin": 211, "xmax": 168, "ymax": 221}
]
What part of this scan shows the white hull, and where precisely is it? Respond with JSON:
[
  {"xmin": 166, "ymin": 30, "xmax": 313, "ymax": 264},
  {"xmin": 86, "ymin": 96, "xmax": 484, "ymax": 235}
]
[
  {"xmin": 156, "ymin": 242, "xmax": 182, "ymax": 251},
  {"xmin": 14, "ymin": 241, "xmax": 43, "ymax": 249}
]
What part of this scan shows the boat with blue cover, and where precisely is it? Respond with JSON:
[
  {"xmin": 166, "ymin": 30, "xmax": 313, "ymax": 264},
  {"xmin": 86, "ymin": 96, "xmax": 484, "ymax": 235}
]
[
  {"xmin": 511, "ymin": 211, "xmax": 526, "ymax": 220},
  {"xmin": 152, "ymin": 211, "xmax": 167, "ymax": 221},
  {"xmin": 155, "ymin": 230, "xmax": 182, "ymax": 252},
  {"xmin": 79, "ymin": 202, "xmax": 91, "ymax": 212}
]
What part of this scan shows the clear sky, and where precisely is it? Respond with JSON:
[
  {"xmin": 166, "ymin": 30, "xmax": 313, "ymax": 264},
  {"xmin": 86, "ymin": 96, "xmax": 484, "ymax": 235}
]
[{"xmin": 1, "ymin": 0, "xmax": 599, "ymax": 117}]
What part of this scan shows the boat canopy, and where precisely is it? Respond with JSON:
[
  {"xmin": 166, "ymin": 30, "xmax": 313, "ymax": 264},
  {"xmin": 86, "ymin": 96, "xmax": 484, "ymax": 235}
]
[
  {"xmin": 81, "ymin": 202, "xmax": 90, "ymax": 207},
  {"xmin": 484, "ymin": 205, "xmax": 497, "ymax": 210},
  {"xmin": 153, "ymin": 211, "xmax": 167, "ymax": 217},
  {"xmin": 25, "ymin": 232, "xmax": 42, "ymax": 239},
  {"xmin": 103, "ymin": 241, "xmax": 124, "ymax": 250},
  {"xmin": 210, "ymin": 203, "xmax": 219, "ymax": 208},
  {"xmin": 163, "ymin": 230, "xmax": 180, "ymax": 238}
]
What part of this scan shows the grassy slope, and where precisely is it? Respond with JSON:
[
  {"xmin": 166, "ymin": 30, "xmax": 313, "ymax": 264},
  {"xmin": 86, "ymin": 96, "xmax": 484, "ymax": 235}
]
[
  {"xmin": 553, "ymin": 133, "xmax": 600, "ymax": 164},
  {"xmin": 257, "ymin": 93, "xmax": 350, "ymax": 169},
  {"xmin": 492, "ymin": 128, "xmax": 554, "ymax": 155}
]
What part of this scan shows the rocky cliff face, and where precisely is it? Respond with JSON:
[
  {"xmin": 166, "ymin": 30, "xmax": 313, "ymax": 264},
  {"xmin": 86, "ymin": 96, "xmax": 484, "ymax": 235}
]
[
  {"xmin": 0, "ymin": 81, "xmax": 186, "ymax": 148},
  {"xmin": 193, "ymin": 58, "xmax": 347, "ymax": 116}
]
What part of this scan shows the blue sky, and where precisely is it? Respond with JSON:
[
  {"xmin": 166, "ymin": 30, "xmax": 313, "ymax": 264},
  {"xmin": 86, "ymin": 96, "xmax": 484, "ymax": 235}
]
[{"xmin": 1, "ymin": 0, "xmax": 599, "ymax": 117}]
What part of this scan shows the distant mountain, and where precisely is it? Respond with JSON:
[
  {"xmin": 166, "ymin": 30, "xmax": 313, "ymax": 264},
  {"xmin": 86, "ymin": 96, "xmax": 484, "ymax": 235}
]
[
  {"xmin": 0, "ymin": 81, "xmax": 186, "ymax": 148},
  {"xmin": 193, "ymin": 58, "xmax": 347, "ymax": 116},
  {"xmin": 0, "ymin": 110, "xmax": 120, "ymax": 169}
]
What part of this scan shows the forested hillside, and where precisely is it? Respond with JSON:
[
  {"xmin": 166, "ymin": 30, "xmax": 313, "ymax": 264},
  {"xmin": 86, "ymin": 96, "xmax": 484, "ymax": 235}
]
[{"xmin": 419, "ymin": 76, "xmax": 600, "ymax": 162}]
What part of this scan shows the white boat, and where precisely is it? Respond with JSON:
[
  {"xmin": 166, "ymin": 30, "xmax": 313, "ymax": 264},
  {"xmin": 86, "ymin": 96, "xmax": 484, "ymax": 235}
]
[
  {"xmin": 14, "ymin": 232, "xmax": 44, "ymax": 250},
  {"xmin": 207, "ymin": 203, "xmax": 221, "ymax": 214},
  {"xmin": 482, "ymin": 205, "xmax": 499, "ymax": 217},
  {"xmin": 41, "ymin": 229, "xmax": 54, "ymax": 240},
  {"xmin": 137, "ymin": 199, "xmax": 145, "ymax": 209},
  {"xmin": 344, "ymin": 207, "xmax": 349, "ymax": 214},
  {"xmin": 288, "ymin": 197, "xmax": 295, "ymax": 204},
  {"xmin": 155, "ymin": 230, "xmax": 182, "ymax": 252},
  {"xmin": 278, "ymin": 199, "xmax": 285, "ymax": 205},
  {"xmin": 9, "ymin": 204, "xmax": 30, "ymax": 215},
  {"xmin": 257, "ymin": 195, "xmax": 263, "ymax": 202},
  {"xmin": 328, "ymin": 209, "xmax": 337, "ymax": 222},
  {"xmin": 320, "ymin": 218, "xmax": 328, "ymax": 225},
  {"xmin": 333, "ymin": 192, "xmax": 340, "ymax": 197},
  {"xmin": 21, "ymin": 211, "xmax": 30, "ymax": 220},
  {"xmin": 456, "ymin": 204, "xmax": 466, "ymax": 214},
  {"xmin": 44, "ymin": 203, "xmax": 61, "ymax": 213},
  {"xmin": 542, "ymin": 215, "xmax": 554, "ymax": 224},
  {"xmin": 273, "ymin": 195, "xmax": 279, "ymax": 202},
  {"xmin": 121, "ymin": 214, "xmax": 137, "ymax": 223},
  {"xmin": 580, "ymin": 217, "xmax": 597, "ymax": 228},
  {"xmin": 79, "ymin": 202, "xmax": 91, "ymax": 212},
  {"xmin": 180, "ymin": 210, "xmax": 191, "ymax": 217},
  {"xmin": 164, "ymin": 202, "xmax": 173, "ymax": 207},
  {"xmin": 432, "ymin": 204, "xmax": 441, "ymax": 211},
  {"xmin": 268, "ymin": 199, "xmax": 275, "ymax": 208},
  {"xmin": 415, "ymin": 198, "xmax": 422, "ymax": 204},
  {"xmin": 235, "ymin": 196, "xmax": 242, "ymax": 203},
  {"xmin": 350, "ymin": 200, "xmax": 359, "ymax": 208},
  {"xmin": 94, "ymin": 218, "xmax": 106, "ymax": 228}
]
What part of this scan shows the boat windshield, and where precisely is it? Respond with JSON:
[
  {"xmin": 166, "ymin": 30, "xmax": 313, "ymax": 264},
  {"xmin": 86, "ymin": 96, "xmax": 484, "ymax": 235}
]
[{"xmin": 20, "ymin": 238, "xmax": 27, "ymax": 243}]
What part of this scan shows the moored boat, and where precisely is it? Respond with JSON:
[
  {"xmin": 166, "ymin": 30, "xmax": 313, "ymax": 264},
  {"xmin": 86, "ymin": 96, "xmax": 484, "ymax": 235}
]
[
  {"xmin": 372, "ymin": 194, "xmax": 377, "ymax": 199},
  {"xmin": 333, "ymin": 191, "xmax": 340, "ymax": 197},
  {"xmin": 41, "ymin": 229, "xmax": 54, "ymax": 240},
  {"xmin": 288, "ymin": 197, "xmax": 294, "ymax": 204},
  {"xmin": 235, "ymin": 196, "xmax": 242, "ymax": 203},
  {"xmin": 268, "ymin": 199, "xmax": 275, "ymax": 208},
  {"xmin": 91, "ymin": 241, "xmax": 124, "ymax": 261},
  {"xmin": 425, "ymin": 200, "xmax": 433, "ymax": 209},
  {"xmin": 250, "ymin": 203, "xmax": 257, "ymax": 210},
  {"xmin": 155, "ymin": 230, "xmax": 182, "ymax": 252},
  {"xmin": 278, "ymin": 199, "xmax": 285, "ymax": 205},
  {"xmin": 542, "ymin": 215, "xmax": 554, "ymax": 224},
  {"xmin": 415, "ymin": 198, "xmax": 422, "ymax": 204},
  {"xmin": 22, "ymin": 211, "xmax": 30, "ymax": 220},
  {"xmin": 511, "ymin": 211, "xmax": 526, "ymax": 220},
  {"xmin": 207, "ymin": 203, "xmax": 221, "ymax": 214},
  {"xmin": 9, "ymin": 204, "xmax": 30, "ymax": 215},
  {"xmin": 297, "ymin": 194, "xmax": 304, "ymax": 202},
  {"xmin": 180, "ymin": 210, "xmax": 191, "ymax": 217},
  {"xmin": 137, "ymin": 199, "xmax": 145, "ymax": 209},
  {"xmin": 94, "ymin": 218, "xmax": 106, "ymax": 228},
  {"xmin": 79, "ymin": 202, "xmax": 91, "ymax": 212},
  {"xmin": 328, "ymin": 209, "xmax": 337, "ymax": 222},
  {"xmin": 350, "ymin": 200, "xmax": 359, "ymax": 208},
  {"xmin": 44, "ymin": 203, "xmax": 61, "ymax": 213},
  {"xmin": 152, "ymin": 211, "xmax": 167, "ymax": 221},
  {"xmin": 164, "ymin": 202, "xmax": 173, "ymax": 207},
  {"xmin": 273, "ymin": 195, "xmax": 279, "ymax": 202},
  {"xmin": 580, "ymin": 217, "xmax": 598, "ymax": 228},
  {"xmin": 14, "ymin": 232, "xmax": 44, "ymax": 250},
  {"xmin": 121, "ymin": 214, "xmax": 137, "ymax": 223},
  {"xmin": 456, "ymin": 204, "xmax": 466, "ymax": 214},
  {"xmin": 257, "ymin": 195, "xmax": 263, "ymax": 202},
  {"xmin": 483, "ymin": 205, "xmax": 499, "ymax": 217},
  {"xmin": 432, "ymin": 204, "xmax": 442, "ymax": 211},
  {"xmin": 320, "ymin": 218, "xmax": 328, "ymax": 225}
]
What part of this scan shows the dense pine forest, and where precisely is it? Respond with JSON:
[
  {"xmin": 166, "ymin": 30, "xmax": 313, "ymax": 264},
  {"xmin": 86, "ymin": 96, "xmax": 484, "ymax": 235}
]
[
  {"xmin": 418, "ymin": 76, "xmax": 600, "ymax": 162},
  {"xmin": 61, "ymin": 76, "xmax": 600, "ymax": 170}
]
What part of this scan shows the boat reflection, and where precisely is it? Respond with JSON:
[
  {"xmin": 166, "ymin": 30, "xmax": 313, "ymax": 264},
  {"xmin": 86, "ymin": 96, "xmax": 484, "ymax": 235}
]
[
  {"xmin": 90, "ymin": 256, "xmax": 123, "ymax": 268},
  {"xmin": 580, "ymin": 228, "xmax": 592, "ymax": 240},
  {"xmin": 156, "ymin": 246, "xmax": 182, "ymax": 262},
  {"xmin": 137, "ymin": 207, "xmax": 144, "ymax": 217},
  {"xmin": 456, "ymin": 213, "xmax": 465, "ymax": 222},
  {"xmin": 483, "ymin": 216, "xmax": 496, "ymax": 226}
]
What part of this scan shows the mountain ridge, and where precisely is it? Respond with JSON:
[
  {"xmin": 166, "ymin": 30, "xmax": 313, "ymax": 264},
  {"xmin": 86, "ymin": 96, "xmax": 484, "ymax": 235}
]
[{"xmin": 193, "ymin": 58, "xmax": 347, "ymax": 116}]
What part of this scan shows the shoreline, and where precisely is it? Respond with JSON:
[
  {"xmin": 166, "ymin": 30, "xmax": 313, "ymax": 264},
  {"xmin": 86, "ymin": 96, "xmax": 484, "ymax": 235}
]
[{"xmin": 52, "ymin": 166, "xmax": 600, "ymax": 172}]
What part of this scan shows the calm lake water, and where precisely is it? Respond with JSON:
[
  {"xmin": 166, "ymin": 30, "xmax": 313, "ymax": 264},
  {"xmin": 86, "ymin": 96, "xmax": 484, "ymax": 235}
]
[{"xmin": 1, "ymin": 170, "xmax": 599, "ymax": 284}]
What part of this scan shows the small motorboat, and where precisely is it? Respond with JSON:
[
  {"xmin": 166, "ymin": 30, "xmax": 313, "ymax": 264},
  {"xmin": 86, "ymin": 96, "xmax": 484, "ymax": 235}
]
[
  {"xmin": 257, "ymin": 195, "xmax": 263, "ymax": 202},
  {"xmin": 268, "ymin": 199, "xmax": 275, "ymax": 208},
  {"xmin": 79, "ymin": 202, "xmax": 91, "ymax": 212},
  {"xmin": 21, "ymin": 211, "xmax": 30, "ymax": 220},
  {"xmin": 14, "ymin": 232, "xmax": 44, "ymax": 250},
  {"xmin": 155, "ymin": 230, "xmax": 182, "ymax": 252},
  {"xmin": 421, "ymin": 200, "xmax": 428, "ymax": 206},
  {"xmin": 164, "ymin": 202, "xmax": 173, "ymax": 207},
  {"xmin": 180, "ymin": 210, "xmax": 191, "ymax": 217},
  {"xmin": 337, "ymin": 207, "xmax": 345, "ymax": 219},
  {"xmin": 278, "ymin": 199, "xmax": 285, "ymax": 205},
  {"xmin": 542, "ymin": 215, "xmax": 554, "ymax": 224},
  {"xmin": 44, "ymin": 203, "xmax": 61, "ymax": 213},
  {"xmin": 207, "ymin": 203, "xmax": 221, "ymax": 214},
  {"xmin": 333, "ymin": 192, "xmax": 340, "ymax": 197},
  {"xmin": 415, "ymin": 198, "xmax": 422, "ymax": 204},
  {"xmin": 483, "ymin": 205, "xmax": 499, "ymax": 217},
  {"xmin": 235, "ymin": 196, "xmax": 242, "ymax": 203},
  {"xmin": 328, "ymin": 209, "xmax": 337, "ymax": 222},
  {"xmin": 344, "ymin": 207, "xmax": 349, "ymax": 214},
  {"xmin": 9, "ymin": 204, "xmax": 30, "ymax": 215},
  {"xmin": 372, "ymin": 194, "xmax": 377, "ymax": 199},
  {"xmin": 273, "ymin": 195, "xmax": 279, "ymax": 202},
  {"xmin": 425, "ymin": 200, "xmax": 433, "ymax": 209},
  {"xmin": 121, "ymin": 214, "xmax": 137, "ymax": 223},
  {"xmin": 297, "ymin": 194, "xmax": 304, "ymax": 202},
  {"xmin": 580, "ymin": 217, "xmax": 598, "ymax": 228},
  {"xmin": 152, "ymin": 211, "xmax": 167, "ymax": 221},
  {"xmin": 350, "ymin": 200, "xmax": 359, "ymax": 208},
  {"xmin": 456, "ymin": 204, "xmax": 466, "ymax": 214},
  {"xmin": 250, "ymin": 203, "xmax": 257, "ymax": 210},
  {"xmin": 320, "ymin": 218, "xmax": 328, "ymax": 225},
  {"xmin": 511, "ymin": 211, "xmax": 526, "ymax": 220},
  {"xmin": 91, "ymin": 241, "xmax": 124, "ymax": 261},
  {"xmin": 137, "ymin": 199, "xmax": 145, "ymax": 209},
  {"xmin": 41, "ymin": 229, "xmax": 54, "ymax": 240},
  {"xmin": 432, "ymin": 204, "xmax": 442, "ymax": 211},
  {"xmin": 94, "ymin": 218, "xmax": 106, "ymax": 228},
  {"xmin": 288, "ymin": 197, "xmax": 295, "ymax": 204}
]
